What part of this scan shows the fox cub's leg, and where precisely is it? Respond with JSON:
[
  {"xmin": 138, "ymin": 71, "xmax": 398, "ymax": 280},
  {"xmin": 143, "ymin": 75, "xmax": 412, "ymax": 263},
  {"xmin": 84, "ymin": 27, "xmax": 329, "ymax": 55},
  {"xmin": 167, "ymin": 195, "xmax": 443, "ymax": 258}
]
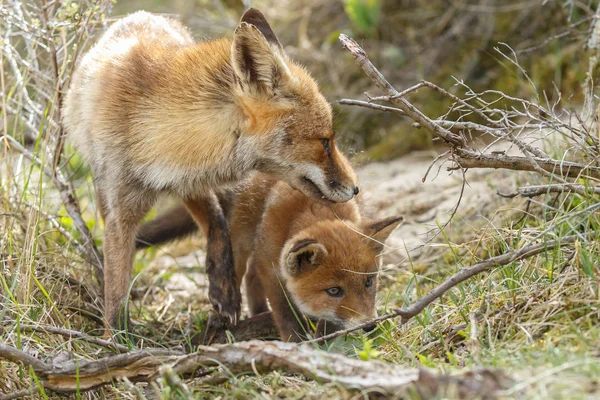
[
  {"xmin": 101, "ymin": 185, "xmax": 156, "ymax": 331},
  {"xmin": 254, "ymin": 255, "xmax": 307, "ymax": 342},
  {"xmin": 244, "ymin": 255, "xmax": 269, "ymax": 316},
  {"xmin": 184, "ymin": 193, "xmax": 241, "ymax": 332}
]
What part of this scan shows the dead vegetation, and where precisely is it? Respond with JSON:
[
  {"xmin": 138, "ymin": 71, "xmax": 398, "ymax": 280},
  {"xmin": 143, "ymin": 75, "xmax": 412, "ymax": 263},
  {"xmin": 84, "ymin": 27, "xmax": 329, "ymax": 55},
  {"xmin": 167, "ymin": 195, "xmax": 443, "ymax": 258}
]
[{"xmin": 1, "ymin": 1, "xmax": 600, "ymax": 399}]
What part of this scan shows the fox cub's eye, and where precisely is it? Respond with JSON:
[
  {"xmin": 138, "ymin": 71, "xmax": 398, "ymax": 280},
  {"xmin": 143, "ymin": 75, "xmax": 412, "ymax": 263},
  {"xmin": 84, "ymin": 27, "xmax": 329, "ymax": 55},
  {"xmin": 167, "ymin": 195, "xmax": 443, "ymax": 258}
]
[
  {"xmin": 365, "ymin": 276, "xmax": 373, "ymax": 288},
  {"xmin": 325, "ymin": 287, "xmax": 343, "ymax": 297},
  {"xmin": 320, "ymin": 138, "xmax": 331, "ymax": 155}
]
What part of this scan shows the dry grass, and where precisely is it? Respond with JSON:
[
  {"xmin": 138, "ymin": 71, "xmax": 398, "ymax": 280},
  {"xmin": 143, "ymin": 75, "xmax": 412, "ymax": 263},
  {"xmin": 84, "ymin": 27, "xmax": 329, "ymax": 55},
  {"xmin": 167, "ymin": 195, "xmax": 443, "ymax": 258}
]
[{"xmin": 1, "ymin": 1, "xmax": 600, "ymax": 399}]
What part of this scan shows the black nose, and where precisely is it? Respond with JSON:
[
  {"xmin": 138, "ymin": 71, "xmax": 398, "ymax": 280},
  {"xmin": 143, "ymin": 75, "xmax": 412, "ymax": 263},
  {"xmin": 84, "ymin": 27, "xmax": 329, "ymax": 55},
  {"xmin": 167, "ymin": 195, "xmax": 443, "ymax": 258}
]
[
  {"xmin": 353, "ymin": 186, "xmax": 360, "ymax": 195},
  {"xmin": 363, "ymin": 323, "xmax": 376, "ymax": 333}
]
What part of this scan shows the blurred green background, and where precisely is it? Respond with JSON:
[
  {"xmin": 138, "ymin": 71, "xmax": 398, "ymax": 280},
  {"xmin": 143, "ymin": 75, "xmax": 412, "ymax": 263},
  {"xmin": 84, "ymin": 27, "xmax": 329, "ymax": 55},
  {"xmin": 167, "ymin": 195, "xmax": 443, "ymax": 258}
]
[{"xmin": 112, "ymin": 0, "xmax": 597, "ymax": 161}]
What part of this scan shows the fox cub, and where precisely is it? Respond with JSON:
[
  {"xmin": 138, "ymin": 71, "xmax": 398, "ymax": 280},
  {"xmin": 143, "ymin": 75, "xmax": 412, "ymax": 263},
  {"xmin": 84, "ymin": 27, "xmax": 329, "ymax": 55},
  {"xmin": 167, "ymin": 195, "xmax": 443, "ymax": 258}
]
[
  {"xmin": 138, "ymin": 174, "xmax": 403, "ymax": 341},
  {"xmin": 63, "ymin": 9, "xmax": 358, "ymax": 330}
]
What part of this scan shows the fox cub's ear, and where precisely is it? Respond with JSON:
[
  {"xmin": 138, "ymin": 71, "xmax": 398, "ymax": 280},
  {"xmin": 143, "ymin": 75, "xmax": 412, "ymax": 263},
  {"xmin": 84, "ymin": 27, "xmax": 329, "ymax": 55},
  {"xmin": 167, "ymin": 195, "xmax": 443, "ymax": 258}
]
[
  {"xmin": 232, "ymin": 8, "xmax": 290, "ymax": 94},
  {"xmin": 362, "ymin": 216, "xmax": 404, "ymax": 254},
  {"xmin": 282, "ymin": 239, "xmax": 328, "ymax": 277}
]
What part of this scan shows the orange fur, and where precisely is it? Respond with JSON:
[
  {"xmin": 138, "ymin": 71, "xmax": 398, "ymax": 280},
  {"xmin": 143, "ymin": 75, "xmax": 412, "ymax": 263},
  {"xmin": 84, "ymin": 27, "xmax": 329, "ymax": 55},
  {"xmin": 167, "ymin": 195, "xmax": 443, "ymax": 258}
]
[
  {"xmin": 137, "ymin": 171, "xmax": 403, "ymax": 341},
  {"xmin": 229, "ymin": 174, "xmax": 403, "ymax": 341},
  {"xmin": 63, "ymin": 9, "xmax": 359, "ymax": 329}
]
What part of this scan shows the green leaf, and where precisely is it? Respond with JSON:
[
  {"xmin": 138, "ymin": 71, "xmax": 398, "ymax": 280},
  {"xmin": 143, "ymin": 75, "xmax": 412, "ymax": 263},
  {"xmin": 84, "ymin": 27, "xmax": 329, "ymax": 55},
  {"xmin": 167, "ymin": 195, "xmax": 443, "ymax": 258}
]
[{"xmin": 343, "ymin": 0, "xmax": 381, "ymax": 38}]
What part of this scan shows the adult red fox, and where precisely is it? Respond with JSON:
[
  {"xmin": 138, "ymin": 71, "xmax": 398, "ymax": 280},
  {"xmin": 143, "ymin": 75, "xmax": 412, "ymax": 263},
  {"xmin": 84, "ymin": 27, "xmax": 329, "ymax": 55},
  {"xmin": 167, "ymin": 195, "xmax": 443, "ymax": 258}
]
[
  {"xmin": 138, "ymin": 174, "xmax": 403, "ymax": 341},
  {"xmin": 63, "ymin": 9, "xmax": 358, "ymax": 331}
]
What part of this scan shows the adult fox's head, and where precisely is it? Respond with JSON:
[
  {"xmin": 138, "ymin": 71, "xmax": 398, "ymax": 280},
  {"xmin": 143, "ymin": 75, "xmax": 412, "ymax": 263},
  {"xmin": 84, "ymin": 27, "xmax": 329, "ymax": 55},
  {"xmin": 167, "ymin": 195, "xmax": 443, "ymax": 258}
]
[
  {"xmin": 279, "ymin": 215, "xmax": 404, "ymax": 330},
  {"xmin": 231, "ymin": 9, "xmax": 358, "ymax": 203}
]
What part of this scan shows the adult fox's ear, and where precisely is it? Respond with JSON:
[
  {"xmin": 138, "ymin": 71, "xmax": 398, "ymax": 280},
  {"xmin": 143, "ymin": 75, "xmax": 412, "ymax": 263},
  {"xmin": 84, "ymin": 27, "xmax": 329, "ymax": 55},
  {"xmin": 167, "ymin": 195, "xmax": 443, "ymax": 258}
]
[
  {"xmin": 240, "ymin": 8, "xmax": 282, "ymax": 49},
  {"xmin": 232, "ymin": 8, "xmax": 290, "ymax": 93},
  {"xmin": 362, "ymin": 216, "xmax": 404, "ymax": 254},
  {"xmin": 281, "ymin": 239, "xmax": 328, "ymax": 277}
]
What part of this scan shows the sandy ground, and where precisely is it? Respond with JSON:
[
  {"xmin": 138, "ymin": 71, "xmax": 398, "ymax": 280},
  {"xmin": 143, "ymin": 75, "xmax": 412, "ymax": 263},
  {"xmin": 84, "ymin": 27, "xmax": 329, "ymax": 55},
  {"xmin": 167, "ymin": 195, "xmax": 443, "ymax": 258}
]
[{"xmin": 358, "ymin": 150, "xmax": 515, "ymax": 263}]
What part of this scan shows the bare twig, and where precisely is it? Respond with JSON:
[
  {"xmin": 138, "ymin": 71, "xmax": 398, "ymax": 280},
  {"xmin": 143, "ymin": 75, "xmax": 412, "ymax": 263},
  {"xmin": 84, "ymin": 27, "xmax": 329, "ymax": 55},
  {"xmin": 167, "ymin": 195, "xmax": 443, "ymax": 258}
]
[
  {"xmin": 0, "ymin": 343, "xmax": 49, "ymax": 371},
  {"xmin": 338, "ymin": 34, "xmax": 600, "ymax": 183},
  {"xmin": 339, "ymin": 34, "xmax": 465, "ymax": 147},
  {"xmin": 367, "ymin": 81, "xmax": 427, "ymax": 101},
  {"xmin": 452, "ymin": 151, "xmax": 600, "ymax": 180},
  {"xmin": 40, "ymin": 0, "xmax": 66, "ymax": 171},
  {"xmin": 0, "ymin": 386, "xmax": 40, "ymax": 400},
  {"xmin": 338, "ymin": 99, "xmax": 405, "ymax": 114},
  {"xmin": 16, "ymin": 324, "xmax": 128, "ymax": 353},
  {"xmin": 422, "ymin": 150, "xmax": 450, "ymax": 183}
]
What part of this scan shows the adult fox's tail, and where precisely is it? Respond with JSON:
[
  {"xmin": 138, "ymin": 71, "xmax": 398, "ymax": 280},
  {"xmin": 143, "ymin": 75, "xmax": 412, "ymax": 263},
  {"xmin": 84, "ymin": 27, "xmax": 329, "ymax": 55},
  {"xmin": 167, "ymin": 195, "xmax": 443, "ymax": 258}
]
[
  {"xmin": 135, "ymin": 205, "xmax": 197, "ymax": 249},
  {"xmin": 136, "ymin": 191, "xmax": 233, "ymax": 249}
]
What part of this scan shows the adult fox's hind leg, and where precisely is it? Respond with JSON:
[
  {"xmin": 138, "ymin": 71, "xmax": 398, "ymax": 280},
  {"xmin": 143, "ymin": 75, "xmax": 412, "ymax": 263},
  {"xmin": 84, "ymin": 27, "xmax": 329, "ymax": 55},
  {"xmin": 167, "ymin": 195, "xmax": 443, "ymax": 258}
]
[
  {"xmin": 96, "ymin": 188, "xmax": 108, "ymax": 222},
  {"xmin": 100, "ymin": 183, "xmax": 156, "ymax": 333},
  {"xmin": 184, "ymin": 192, "xmax": 241, "ymax": 343}
]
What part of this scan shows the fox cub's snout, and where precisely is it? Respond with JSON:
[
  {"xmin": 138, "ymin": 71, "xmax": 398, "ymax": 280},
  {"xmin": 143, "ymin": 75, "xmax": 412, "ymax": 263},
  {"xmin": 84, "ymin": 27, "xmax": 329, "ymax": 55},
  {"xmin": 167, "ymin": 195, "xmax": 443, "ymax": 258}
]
[{"xmin": 281, "ymin": 216, "xmax": 404, "ymax": 330}]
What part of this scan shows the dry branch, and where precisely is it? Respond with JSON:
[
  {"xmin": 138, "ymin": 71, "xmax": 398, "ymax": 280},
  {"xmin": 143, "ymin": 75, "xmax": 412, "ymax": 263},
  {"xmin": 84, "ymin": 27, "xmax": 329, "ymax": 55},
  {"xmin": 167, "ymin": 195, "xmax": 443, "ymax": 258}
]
[
  {"xmin": 338, "ymin": 34, "xmax": 600, "ymax": 182},
  {"xmin": 338, "ymin": 98, "xmax": 405, "ymax": 114},
  {"xmin": 16, "ymin": 324, "xmax": 128, "ymax": 353},
  {"xmin": 0, "ymin": 340, "xmax": 509, "ymax": 397},
  {"xmin": 498, "ymin": 184, "xmax": 600, "ymax": 198},
  {"xmin": 453, "ymin": 153, "xmax": 600, "ymax": 180},
  {"xmin": 0, "ymin": 386, "xmax": 40, "ymax": 400},
  {"xmin": 340, "ymin": 35, "xmax": 465, "ymax": 147},
  {"xmin": 0, "ymin": 344, "xmax": 48, "ymax": 372}
]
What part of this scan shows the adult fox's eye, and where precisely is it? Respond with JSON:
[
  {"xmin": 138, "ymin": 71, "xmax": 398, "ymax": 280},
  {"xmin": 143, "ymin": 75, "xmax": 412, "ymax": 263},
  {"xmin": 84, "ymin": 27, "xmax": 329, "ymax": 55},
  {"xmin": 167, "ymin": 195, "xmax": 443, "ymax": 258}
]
[
  {"xmin": 320, "ymin": 138, "xmax": 331, "ymax": 155},
  {"xmin": 325, "ymin": 286, "xmax": 343, "ymax": 297},
  {"xmin": 365, "ymin": 276, "xmax": 373, "ymax": 288}
]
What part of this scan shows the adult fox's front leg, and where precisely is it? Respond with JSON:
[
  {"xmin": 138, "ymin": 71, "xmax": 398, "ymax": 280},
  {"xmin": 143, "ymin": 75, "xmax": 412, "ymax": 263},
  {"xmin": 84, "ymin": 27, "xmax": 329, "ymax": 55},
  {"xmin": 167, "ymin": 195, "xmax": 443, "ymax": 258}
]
[
  {"xmin": 184, "ymin": 193, "xmax": 241, "ymax": 341},
  {"xmin": 101, "ymin": 185, "xmax": 156, "ymax": 331}
]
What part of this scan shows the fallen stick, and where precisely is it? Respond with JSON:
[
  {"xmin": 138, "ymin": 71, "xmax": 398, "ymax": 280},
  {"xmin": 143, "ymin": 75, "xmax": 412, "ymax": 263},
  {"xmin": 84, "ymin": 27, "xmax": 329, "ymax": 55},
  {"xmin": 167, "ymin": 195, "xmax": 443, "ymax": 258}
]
[
  {"xmin": 16, "ymin": 324, "xmax": 129, "ymax": 353},
  {"xmin": 0, "ymin": 340, "xmax": 510, "ymax": 397},
  {"xmin": 498, "ymin": 183, "xmax": 600, "ymax": 198}
]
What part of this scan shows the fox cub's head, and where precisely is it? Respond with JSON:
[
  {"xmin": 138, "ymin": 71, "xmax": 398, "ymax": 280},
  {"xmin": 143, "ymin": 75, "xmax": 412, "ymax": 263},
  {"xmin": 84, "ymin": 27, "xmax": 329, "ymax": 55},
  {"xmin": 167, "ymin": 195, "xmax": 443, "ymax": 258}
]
[
  {"xmin": 280, "ymin": 215, "xmax": 404, "ymax": 330},
  {"xmin": 231, "ymin": 9, "xmax": 358, "ymax": 203}
]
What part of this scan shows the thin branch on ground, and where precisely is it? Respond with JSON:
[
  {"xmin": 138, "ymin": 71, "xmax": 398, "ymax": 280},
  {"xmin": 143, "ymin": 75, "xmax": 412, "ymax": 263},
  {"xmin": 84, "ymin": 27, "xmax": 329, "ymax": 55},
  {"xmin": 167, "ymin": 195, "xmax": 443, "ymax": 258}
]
[
  {"xmin": 307, "ymin": 233, "xmax": 589, "ymax": 344},
  {"xmin": 15, "ymin": 324, "xmax": 128, "ymax": 353},
  {"xmin": 0, "ymin": 340, "xmax": 509, "ymax": 397},
  {"xmin": 0, "ymin": 385, "xmax": 40, "ymax": 400},
  {"xmin": 451, "ymin": 152, "xmax": 600, "ymax": 180}
]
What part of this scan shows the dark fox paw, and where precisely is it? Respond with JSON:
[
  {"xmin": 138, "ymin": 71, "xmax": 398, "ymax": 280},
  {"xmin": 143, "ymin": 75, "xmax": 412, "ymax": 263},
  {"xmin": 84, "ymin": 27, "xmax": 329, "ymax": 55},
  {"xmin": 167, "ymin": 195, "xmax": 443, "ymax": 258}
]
[{"xmin": 203, "ymin": 293, "xmax": 241, "ymax": 344}]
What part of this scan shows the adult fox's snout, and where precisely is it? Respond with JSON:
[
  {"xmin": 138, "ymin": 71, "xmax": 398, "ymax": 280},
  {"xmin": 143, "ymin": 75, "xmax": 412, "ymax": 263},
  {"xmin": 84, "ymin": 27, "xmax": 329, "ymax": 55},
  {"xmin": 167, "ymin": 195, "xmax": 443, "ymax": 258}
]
[
  {"xmin": 289, "ymin": 146, "xmax": 359, "ymax": 203},
  {"xmin": 294, "ymin": 171, "xmax": 358, "ymax": 203}
]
